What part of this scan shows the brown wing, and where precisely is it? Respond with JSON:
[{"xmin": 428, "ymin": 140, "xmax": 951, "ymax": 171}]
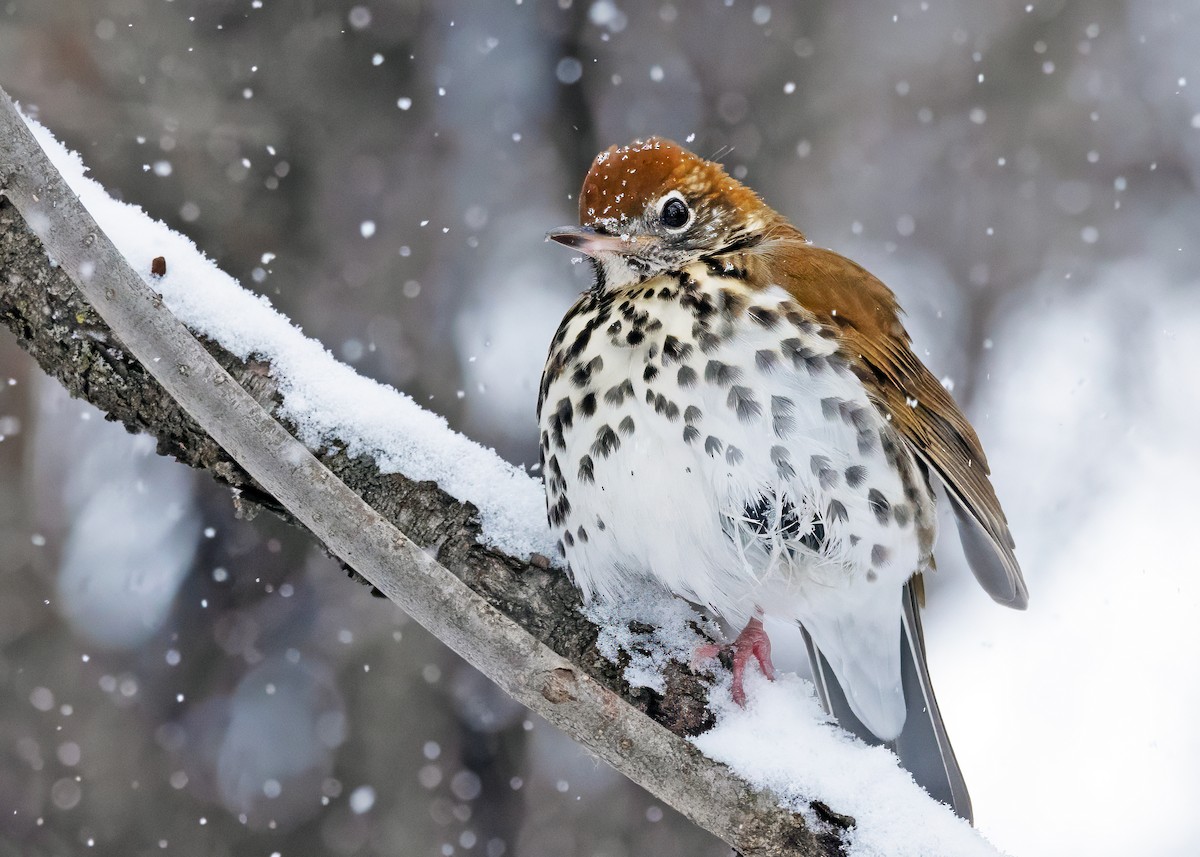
[{"xmin": 759, "ymin": 237, "xmax": 1028, "ymax": 609}]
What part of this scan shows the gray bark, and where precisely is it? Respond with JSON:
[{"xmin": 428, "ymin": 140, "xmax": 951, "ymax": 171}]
[{"xmin": 0, "ymin": 85, "xmax": 848, "ymax": 857}]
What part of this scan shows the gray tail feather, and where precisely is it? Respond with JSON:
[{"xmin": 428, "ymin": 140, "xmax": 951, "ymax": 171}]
[{"xmin": 800, "ymin": 582, "xmax": 973, "ymax": 823}]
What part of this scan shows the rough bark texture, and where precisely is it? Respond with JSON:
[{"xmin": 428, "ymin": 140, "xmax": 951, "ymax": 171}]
[{"xmin": 0, "ymin": 191, "xmax": 849, "ymax": 856}]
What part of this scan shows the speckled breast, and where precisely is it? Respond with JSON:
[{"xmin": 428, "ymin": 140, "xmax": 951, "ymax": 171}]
[{"xmin": 537, "ymin": 264, "xmax": 935, "ymax": 623}]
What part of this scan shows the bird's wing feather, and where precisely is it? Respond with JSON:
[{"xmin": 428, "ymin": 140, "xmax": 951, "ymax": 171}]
[
  {"xmin": 758, "ymin": 238, "xmax": 1028, "ymax": 608},
  {"xmin": 798, "ymin": 582, "xmax": 974, "ymax": 822}
]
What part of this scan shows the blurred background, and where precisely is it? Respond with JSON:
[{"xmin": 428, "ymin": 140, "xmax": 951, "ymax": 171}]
[{"xmin": 2, "ymin": 0, "xmax": 1199, "ymax": 855}]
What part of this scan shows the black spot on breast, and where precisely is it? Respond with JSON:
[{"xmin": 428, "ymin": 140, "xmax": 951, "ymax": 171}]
[
  {"xmin": 828, "ymin": 499, "xmax": 848, "ymax": 523},
  {"xmin": 719, "ymin": 288, "xmax": 747, "ymax": 319},
  {"xmin": 748, "ymin": 306, "xmax": 779, "ymax": 328},
  {"xmin": 592, "ymin": 425, "xmax": 620, "ymax": 458},
  {"xmin": 643, "ymin": 364, "xmax": 659, "ymax": 382},
  {"xmin": 726, "ymin": 445, "xmax": 744, "ymax": 465},
  {"xmin": 604, "ymin": 379, "xmax": 634, "ymax": 406},
  {"xmin": 550, "ymin": 416, "xmax": 566, "ymax": 451},
  {"xmin": 577, "ymin": 526, "xmax": 589, "ymax": 543},
  {"xmin": 563, "ymin": 529, "xmax": 575, "ymax": 547},
  {"xmin": 626, "ymin": 329, "xmax": 645, "ymax": 346},
  {"xmin": 578, "ymin": 455, "xmax": 594, "ymax": 483},
  {"xmin": 677, "ymin": 366, "xmax": 698, "ymax": 387},
  {"xmin": 857, "ymin": 429, "xmax": 877, "ymax": 455},
  {"xmin": 683, "ymin": 425, "xmax": 700, "ymax": 444},
  {"xmin": 868, "ymin": 489, "xmax": 892, "ymax": 525},
  {"xmin": 820, "ymin": 398, "xmax": 841, "ymax": 421},
  {"xmin": 705, "ymin": 435, "xmax": 723, "ymax": 457},
  {"xmin": 567, "ymin": 326, "xmax": 593, "ymax": 361},
  {"xmin": 596, "ymin": 518, "xmax": 606, "ymax": 531},
  {"xmin": 554, "ymin": 397, "xmax": 574, "ymax": 430},
  {"xmin": 770, "ymin": 446, "xmax": 795, "ymax": 479},
  {"xmin": 780, "ymin": 338, "xmax": 810, "ymax": 367},
  {"xmin": 755, "ymin": 349, "xmax": 779, "ymax": 372},
  {"xmin": 681, "ymin": 289, "xmax": 716, "ymax": 320},
  {"xmin": 845, "ymin": 465, "xmax": 867, "ymax": 488},
  {"xmin": 892, "ymin": 503, "xmax": 911, "ymax": 527},
  {"xmin": 727, "ymin": 386, "xmax": 762, "ymax": 422},
  {"xmin": 607, "ymin": 319, "xmax": 623, "ymax": 336},
  {"xmin": 705, "ymin": 360, "xmax": 741, "ymax": 387},
  {"xmin": 881, "ymin": 433, "xmax": 903, "ymax": 468},
  {"xmin": 684, "ymin": 405, "xmax": 702, "ymax": 424},
  {"xmin": 579, "ymin": 392, "xmax": 597, "ymax": 417},
  {"xmin": 572, "ymin": 356, "xmax": 603, "ymax": 387},
  {"xmin": 619, "ymin": 415, "xmax": 635, "ymax": 436},
  {"xmin": 871, "ymin": 544, "xmax": 890, "ymax": 566},
  {"xmin": 696, "ymin": 330, "xmax": 721, "ymax": 354},
  {"xmin": 786, "ymin": 310, "xmax": 819, "ymax": 335},
  {"xmin": 549, "ymin": 493, "xmax": 571, "ymax": 526},
  {"xmin": 662, "ymin": 335, "xmax": 693, "ymax": 365},
  {"xmin": 771, "ymin": 396, "xmax": 796, "ymax": 438},
  {"xmin": 810, "ymin": 455, "xmax": 840, "ymax": 489}
]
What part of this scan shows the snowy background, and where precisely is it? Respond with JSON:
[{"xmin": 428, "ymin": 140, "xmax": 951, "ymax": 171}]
[{"xmin": 2, "ymin": 1, "xmax": 1199, "ymax": 855}]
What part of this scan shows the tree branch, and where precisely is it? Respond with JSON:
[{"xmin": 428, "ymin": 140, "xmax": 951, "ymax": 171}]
[{"xmin": 0, "ymin": 86, "xmax": 846, "ymax": 856}]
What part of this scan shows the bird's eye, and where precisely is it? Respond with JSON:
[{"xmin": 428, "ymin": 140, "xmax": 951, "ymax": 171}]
[{"xmin": 657, "ymin": 193, "xmax": 692, "ymax": 231}]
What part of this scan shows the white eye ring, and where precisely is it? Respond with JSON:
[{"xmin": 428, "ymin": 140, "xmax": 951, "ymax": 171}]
[{"xmin": 656, "ymin": 190, "xmax": 693, "ymax": 232}]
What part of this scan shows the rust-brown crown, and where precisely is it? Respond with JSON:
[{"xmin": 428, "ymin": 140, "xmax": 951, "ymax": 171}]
[{"xmin": 577, "ymin": 137, "xmax": 776, "ymax": 235}]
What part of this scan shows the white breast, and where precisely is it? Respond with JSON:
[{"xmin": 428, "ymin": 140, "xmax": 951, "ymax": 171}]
[{"xmin": 539, "ymin": 265, "xmax": 935, "ymax": 737}]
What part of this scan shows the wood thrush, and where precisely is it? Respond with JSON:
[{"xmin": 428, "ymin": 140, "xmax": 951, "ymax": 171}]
[{"xmin": 538, "ymin": 138, "xmax": 1028, "ymax": 822}]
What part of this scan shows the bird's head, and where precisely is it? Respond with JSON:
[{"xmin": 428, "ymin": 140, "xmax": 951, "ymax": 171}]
[{"xmin": 548, "ymin": 137, "xmax": 791, "ymax": 289}]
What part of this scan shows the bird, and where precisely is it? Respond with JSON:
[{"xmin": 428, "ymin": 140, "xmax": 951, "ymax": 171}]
[{"xmin": 537, "ymin": 137, "xmax": 1028, "ymax": 822}]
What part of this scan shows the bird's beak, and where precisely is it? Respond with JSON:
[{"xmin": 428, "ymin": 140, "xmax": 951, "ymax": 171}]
[{"xmin": 546, "ymin": 225, "xmax": 643, "ymax": 257}]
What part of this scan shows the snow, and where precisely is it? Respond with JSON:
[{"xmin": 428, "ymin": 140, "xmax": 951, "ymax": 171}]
[
  {"xmin": 23, "ymin": 115, "xmax": 559, "ymax": 564},
  {"xmin": 694, "ymin": 672, "xmax": 1002, "ymax": 857},
  {"xmin": 585, "ymin": 584, "xmax": 721, "ymax": 694}
]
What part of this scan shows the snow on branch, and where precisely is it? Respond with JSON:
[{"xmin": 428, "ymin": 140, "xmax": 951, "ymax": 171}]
[{"xmin": 0, "ymin": 85, "xmax": 1003, "ymax": 857}]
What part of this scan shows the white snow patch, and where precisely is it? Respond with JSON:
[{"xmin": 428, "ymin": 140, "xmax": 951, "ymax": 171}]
[
  {"xmin": 694, "ymin": 671, "xmax": 1006, "ymax": 857},
  {"xmin": 23, "ymin": 113, "xmax": 558, "ymax": 563},
  {"xmin": 584, "ymin": 583, "xmax": 719, "ymax": 693}
]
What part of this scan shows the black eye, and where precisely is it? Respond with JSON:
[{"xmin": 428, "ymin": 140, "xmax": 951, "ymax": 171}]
[{"xmin": 659, "ymin": 196, "xmax": 691, "ymax": 230}]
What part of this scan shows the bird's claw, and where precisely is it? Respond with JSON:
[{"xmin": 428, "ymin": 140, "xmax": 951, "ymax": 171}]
[{"xmin": 692, "ymin": 618, "xmax": 776, "ymax": 706}]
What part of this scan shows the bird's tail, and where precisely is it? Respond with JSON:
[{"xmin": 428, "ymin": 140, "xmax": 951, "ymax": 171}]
[{"xmin": 801, "ymin": 580, "xmax": 973, "ymax": 823}]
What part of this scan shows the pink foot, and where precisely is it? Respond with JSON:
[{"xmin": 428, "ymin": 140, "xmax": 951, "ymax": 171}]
[
  {"xmin": 692, "ymin": 618, "xmax": 776, "ymax": 706},
  {"xmin": 730, "ymin": 617, "xmax": 775, "ymax": 706}
]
